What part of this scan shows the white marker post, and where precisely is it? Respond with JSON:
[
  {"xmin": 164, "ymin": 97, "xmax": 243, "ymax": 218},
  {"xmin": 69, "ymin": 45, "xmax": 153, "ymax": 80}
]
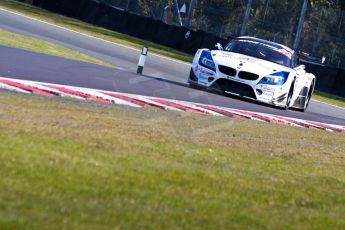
[{"xmin": 137, "ymin": 47, "xmax": 149, "ymax": 74}]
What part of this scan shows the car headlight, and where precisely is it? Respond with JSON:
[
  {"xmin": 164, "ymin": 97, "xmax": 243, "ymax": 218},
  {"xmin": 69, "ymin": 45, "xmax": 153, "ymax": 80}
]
[
  {"xmin": 260, "ymin": 76, "xmax": 284, "ymax": 84},
  {"xmin": 258, "ymin": 71, "xmax": 289, "ymax": 86},
  {"xmin": 198, "ymin": 51, "xmax": 216, "ymax": 72}
]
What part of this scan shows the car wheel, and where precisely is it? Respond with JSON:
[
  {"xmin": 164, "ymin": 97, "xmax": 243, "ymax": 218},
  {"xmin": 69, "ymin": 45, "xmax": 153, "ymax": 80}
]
[
  {"xmin": 188, "ymin": 68, "xmax": 199, "ymax": 81},
  {"xmin": 188, "ymin": 69, "xmax": 200, "ymax": 88},
  {"xmin": 284, "ymin": 80, "xmax": 295, "ymax": 110},
  {"xmin": 301, "ymin": 80, "xmax": 315, "ymax": 112}
]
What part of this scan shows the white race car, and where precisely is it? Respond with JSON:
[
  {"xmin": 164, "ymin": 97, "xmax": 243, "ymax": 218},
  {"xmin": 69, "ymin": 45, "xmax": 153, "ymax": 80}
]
[{"xmin": 188, "ymin": 36, "xmax": 316, "ymax": 111}]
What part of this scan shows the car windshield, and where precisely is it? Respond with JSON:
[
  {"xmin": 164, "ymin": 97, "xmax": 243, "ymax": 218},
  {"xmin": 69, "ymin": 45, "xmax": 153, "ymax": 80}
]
[{"xmin": 224, "ymin": 39, "xmax": 293, "ymax": 67}]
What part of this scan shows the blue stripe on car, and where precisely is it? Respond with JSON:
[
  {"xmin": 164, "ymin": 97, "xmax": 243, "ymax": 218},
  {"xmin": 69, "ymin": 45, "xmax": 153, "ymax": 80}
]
[{"xmin": 198, "ymin": 51, "xmax": 216, "ymax": 72}]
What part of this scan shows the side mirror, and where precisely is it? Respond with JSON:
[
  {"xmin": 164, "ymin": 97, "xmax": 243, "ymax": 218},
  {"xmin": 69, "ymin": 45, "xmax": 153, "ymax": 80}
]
[
  {"xmin": 295, "ymin": 64, "xmax": 305, "ymax": 71},
  {"xmin": 215, "ymin": 43, "xmax": 223, "ymax": 50}
]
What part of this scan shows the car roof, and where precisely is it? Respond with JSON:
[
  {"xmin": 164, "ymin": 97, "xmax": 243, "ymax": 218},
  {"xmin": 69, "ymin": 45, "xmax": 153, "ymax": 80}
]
[{"xmin": 235, "ymin": 36, "xmax": 295, "ymax": 54}]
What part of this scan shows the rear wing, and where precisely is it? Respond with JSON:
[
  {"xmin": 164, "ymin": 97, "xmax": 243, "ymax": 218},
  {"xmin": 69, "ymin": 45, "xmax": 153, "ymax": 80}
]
[{"xmin": 297, "ymin": 51, "xmax": 326, "ymax": 66}]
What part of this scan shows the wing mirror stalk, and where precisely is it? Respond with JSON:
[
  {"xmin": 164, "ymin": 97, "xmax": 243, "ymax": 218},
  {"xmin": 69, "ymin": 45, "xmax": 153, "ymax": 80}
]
[
  {"xmin": 215, "ymin": 43, "xmax": 223, "ymax": 50},
  {"xmin": 298, "ymin": 64, "xmax": 306, "ymax": 70}
]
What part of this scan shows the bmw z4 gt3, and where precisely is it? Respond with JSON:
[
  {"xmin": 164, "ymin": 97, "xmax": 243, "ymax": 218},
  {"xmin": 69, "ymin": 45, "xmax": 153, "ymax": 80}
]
[{"xmin": 188, "ymin": 36, "xmax": 316, "ymax": 111}]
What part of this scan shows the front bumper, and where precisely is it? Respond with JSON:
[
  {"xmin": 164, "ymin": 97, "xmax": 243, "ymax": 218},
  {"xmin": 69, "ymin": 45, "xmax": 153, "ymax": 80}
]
[
  {"xmin": 210, "ymin": 78, "xmax": 257, "ymax": 99},
  {"xmin": 189, "ymin": 67, "xmax": 288, "ymax": 107}
]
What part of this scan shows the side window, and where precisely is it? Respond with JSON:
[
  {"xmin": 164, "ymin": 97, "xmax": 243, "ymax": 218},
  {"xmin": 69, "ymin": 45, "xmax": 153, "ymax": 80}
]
[{"xmin": 292, "ymin": 55, "xmax": 298, "ymax": 68}]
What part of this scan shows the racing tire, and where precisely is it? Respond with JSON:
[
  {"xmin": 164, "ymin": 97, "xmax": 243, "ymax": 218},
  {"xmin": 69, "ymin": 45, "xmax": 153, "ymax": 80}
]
[
  {"xmin": 300, "ymin": 80, "xmax": 315, "ymax": 112},
  {"xmin": 284, "ymin": 80, "xmax": 295, "ymax": 110},
  {"xmin": 188, "ymin": 69, "xmax": 201, "ymax": 89}
]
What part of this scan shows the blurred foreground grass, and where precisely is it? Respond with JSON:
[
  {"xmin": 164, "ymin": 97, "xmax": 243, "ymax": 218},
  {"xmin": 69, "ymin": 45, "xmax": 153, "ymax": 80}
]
[{"xmin": 0, "ymin": 90, "xmax": 344, "ymax": 229}]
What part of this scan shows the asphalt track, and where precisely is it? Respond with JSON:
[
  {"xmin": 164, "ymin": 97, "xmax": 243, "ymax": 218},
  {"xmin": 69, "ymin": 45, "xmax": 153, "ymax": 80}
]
[{"xmin": 0, "ymin": 8, "xmax": 345, "ymax": 125}]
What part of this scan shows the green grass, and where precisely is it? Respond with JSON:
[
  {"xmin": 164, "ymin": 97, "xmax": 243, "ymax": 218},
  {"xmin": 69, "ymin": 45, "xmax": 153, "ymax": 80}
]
[
  {"xmin": 0, "ymin": 0, "xmax": 193, "ymax": 63},
  {"xmin": 0, "ymin": 2, "xmax": 344, "ymax": 229},
  {"xmin": 0, "ymin": 90, "xmax": 345, "ymax": 229},
  {"xmin": 0, "ymin": 28, "xmax": 113, "ymax": 67},
  {"xmin": 314, "ymin": 91, "xmax": 345, "ymax": 108}
]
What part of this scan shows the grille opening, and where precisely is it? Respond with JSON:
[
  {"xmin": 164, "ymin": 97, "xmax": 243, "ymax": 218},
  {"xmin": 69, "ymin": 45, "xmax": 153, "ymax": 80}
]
[
  {"xmin": 218, "ymin": 65, "xmax": 237, "ymax": 77},
  {"xmin": 238, "ymin": 71, "xmax": 259, "ymax": 80},
  {"xmin": 208, "ymin": 77, "xmax": 215, "ymax": 82},
  {"xmin": 211, "ymin": 79, "xmax": 257, "ymax": 99}
]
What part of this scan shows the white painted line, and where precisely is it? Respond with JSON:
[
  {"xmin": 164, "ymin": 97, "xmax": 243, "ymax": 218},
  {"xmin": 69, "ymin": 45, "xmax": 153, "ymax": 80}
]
[
  {"xmin": 68, "ymin": 87, "xmax": 142, "ymax": 108},
  {"xmin": 0, "ymin": 7, "xmax": 191, "ymax": 66},
  {"xmin": 98, "ymin": 89, "xmax": 185, "ymax": 111},
  {"xmin": 0, "ymin": 82, "xmax": 30, "ymax": 94},
  {"xmin": 274, "ymin": 115, "xmax": 333, "ymax": 131},
  {"xmin": 144, "ymin": 97, "xmax": 193, "ymax": 112},
  {"xmin": 4, "ymin": 78, "xmax": 87, "ymax": 100},
  {"xmin": 220, "ymin": 107, "xmax": 265, "ymax": 122},
  {"xmin": 307, "ymin": 120, "xmax": 345, "ymax": 131},
  {"xmin": 136, "ymin": 96, "xmax": 183, "ymax": 111},
  {"xmin": 255, "ymin": 112, "xmax": 304, "ymax": 128},
  {"xmin": 68, "ymin": 85, "xmax": 183, "ymax": 111},
  {"xmin": 169, "ymin": 99, "xmax": 224, "ymax": 116}
]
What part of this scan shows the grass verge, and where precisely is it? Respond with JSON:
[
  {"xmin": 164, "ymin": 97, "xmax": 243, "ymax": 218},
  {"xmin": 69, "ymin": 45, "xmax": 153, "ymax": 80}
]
[
  {"xmin": 314, "ymin": 90, "xmax": 345, "ymax": 108},
  {"xmin": 0, "ymin": 28, "xmax": 112, "ymax": 67},
  {"xmin": 0, "ymin": 0, "xmax": 193, "ymax": 63},
  {"xmin": 0, "ymin": 90, "xmax": 344, "ymax": 229}
]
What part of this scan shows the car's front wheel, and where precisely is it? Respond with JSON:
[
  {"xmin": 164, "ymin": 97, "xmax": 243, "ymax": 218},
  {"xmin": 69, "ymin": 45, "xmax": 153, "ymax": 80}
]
[
  {"xmin": 284, "ymin": 80, "xmax": 295, "ymax": 110},
  {"xmin": 188, "ymin": 69, "xmax": 200, "ymax": 88},
  {"xmin": 301, "ymin": 80, "xmax": 315, "ymax": 112}
]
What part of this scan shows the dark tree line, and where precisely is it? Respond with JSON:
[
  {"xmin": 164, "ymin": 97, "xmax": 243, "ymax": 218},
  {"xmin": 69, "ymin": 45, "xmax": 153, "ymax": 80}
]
[{"xmin": 100, "ymin": 0, "xmax": 345, "ymax": 67}]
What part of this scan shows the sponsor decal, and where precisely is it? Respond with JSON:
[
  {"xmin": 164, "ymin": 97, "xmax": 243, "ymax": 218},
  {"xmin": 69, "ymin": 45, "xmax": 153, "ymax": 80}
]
[
  {"xmin": 226, "ymin": 77, "xmax": 245, "ymax": 83},
  {"xmin": 237, "ymin": 39, "xmax": 293, "ymax": 59},
  {"xmin": 261, "ymin": 85, "xmax": 276, "ymax": 92},
  {"xmin": 261, "ymin": 91, "xmax": 274, "ymax": 100},
  {"xmin": 198, "ymin": 73, "xmax": 209, "ymax": 85},
  {"xmin": 217, "ymin": 53, "xmax": 255, "ymax": 63},
  {"xmin": 235, "ymin": 56, "xmax": 251, "ymax": 62},
  {"xmin": 198, "ymin": 51, "xmax": 216, "ymax": 72},
  {"xmin": 199, "ymin": 73, "xmax": 208, "ymax": 80},
  {"xmin": 199, "ymin": 68, "xmax": 214, "ymax": 75},
  {"xmin": 218, "ymin": 53, "xmax": 234, "ymax": 58}
]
